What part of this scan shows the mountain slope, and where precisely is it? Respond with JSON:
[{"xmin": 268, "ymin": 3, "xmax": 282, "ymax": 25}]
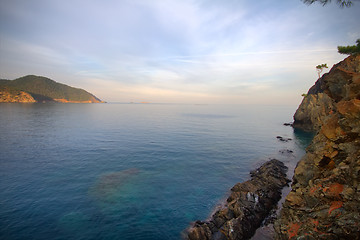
[{"xmin": 0, "ymin": 75, "xmax": 103, "ymax": 103}]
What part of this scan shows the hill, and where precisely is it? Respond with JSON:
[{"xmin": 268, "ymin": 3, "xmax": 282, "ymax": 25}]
[{"xmin": 0, "ymin": 75, "xmax": 103, "ymax": 103}]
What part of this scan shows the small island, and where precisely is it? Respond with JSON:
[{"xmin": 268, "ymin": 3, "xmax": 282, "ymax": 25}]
[{"xmin": 0, "ymin": 75, "xmax": 103, "ymax": 103}]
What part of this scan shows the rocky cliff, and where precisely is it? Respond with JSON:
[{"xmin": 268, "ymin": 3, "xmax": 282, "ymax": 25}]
[
  {"xmin": 274, "ymin": 55, "xmax": 360, "ymax": 239},
  {"xmin": 292, "ymin": 55, "xmax": 360, "ymax": 131}
]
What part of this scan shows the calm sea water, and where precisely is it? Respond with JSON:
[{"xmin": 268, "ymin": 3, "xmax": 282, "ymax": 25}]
[{"xmin": 0, "ymin": 103, "xmax": 312, "ymax": 240}]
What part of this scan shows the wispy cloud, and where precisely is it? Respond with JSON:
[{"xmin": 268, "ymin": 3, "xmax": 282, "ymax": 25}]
[{"xmin": 1, "ymin": 0, "xmax": 359, "ymax": 104}]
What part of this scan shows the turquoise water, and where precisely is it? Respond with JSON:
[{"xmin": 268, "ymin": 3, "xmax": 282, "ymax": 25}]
[{"xmin": 0, "ymin": 103, "xmax": 308, "ymax": 240}]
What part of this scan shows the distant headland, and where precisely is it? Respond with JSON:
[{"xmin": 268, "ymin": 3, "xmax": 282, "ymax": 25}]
[{"xmin": 0, "ymin": 75, "xmax": 104, "ymax": 103}]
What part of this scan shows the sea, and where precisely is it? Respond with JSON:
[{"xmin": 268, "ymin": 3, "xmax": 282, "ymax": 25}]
[{"xmin": 0, "ymin": 103, "xmax": 313, "ymax": 240}]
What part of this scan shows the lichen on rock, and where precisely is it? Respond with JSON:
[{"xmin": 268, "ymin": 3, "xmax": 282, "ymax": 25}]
[{"xmin": 274, "ymin": 55, "xmax": 360, "ymax": 239}]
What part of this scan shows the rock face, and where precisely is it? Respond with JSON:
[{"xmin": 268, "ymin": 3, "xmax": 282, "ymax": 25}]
[
  {"xmin": 274, "ymin": 55, "xmax": 360, "ymax": 239},
  {"xmin": 187, "ymin": 159, "xmax": 289, "ymax": 240},
  {"xmin": 293, "ymin": 55, "xmax": 360, "ymax": 132},
  {"xmin": 293, "ymin": 93, "xmax": 335, "ymax": 132},
  {"xmin": 0, "ymin": 88, "xmax": 36, "ymax": 103}
]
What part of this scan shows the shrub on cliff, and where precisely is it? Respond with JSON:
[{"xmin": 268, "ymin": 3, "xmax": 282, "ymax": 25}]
[
  {"xmin": 316, "ymin": 63, "xmax": 328, "ymax": 78},
  {"xmin": 338, "ymin": 39, "xmax": 360, "ymax": 56}
]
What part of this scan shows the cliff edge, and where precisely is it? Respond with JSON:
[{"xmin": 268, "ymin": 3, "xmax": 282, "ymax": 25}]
[
  {"xmin": 292, "ymin": 55, "xmax": 360, "ymax": 132},
  {"xmin": 274, "ymin": 55, "xmax": 360, "ymax": 239}
]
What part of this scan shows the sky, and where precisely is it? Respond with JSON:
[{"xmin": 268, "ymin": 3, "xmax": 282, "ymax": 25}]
[{"xmin": 0, "ymin": 0, "xmax": 359, "ymax": 104}]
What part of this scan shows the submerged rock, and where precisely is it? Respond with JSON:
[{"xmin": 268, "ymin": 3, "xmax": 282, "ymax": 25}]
[
  {"xmin": 186, "ymin": 159, "xmax": 290, "ymax": 240},
  {"xmin": 276, "ymin": 136, "xmax": 292, "ymax": 142}
]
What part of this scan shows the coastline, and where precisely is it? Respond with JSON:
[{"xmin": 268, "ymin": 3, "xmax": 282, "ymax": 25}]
[
  {"xmin": 185, "ymin": 126, "xmax": 310, "ymax": 240},
  {"xmin": 274, "ymin": 55, "xmax": 360, "ymax": 239},
  {"xmin": 186, "ymin": 55, "xmax": 360, "ymax": 239},
  {"xmin": 186, "ymin": 159, "xmax": 290, "ymax": 240}
]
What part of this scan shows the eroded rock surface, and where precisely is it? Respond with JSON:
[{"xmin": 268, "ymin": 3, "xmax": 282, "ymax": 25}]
[
  {"xmin": 293, "ymin": 55, "xmax": 360, "ymax": 132},
  {"xmin": 187, "ymin": 159, "xmax": 289, "ymax": 240},
  {"xmin": 274, "ymin": 55, "xmax": 360, "ymax": 239}
]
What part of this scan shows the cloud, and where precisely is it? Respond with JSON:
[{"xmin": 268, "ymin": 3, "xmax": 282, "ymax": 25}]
[{"xmin": 1, "ymin": 0, "xmax": 359, "ymax": 104}]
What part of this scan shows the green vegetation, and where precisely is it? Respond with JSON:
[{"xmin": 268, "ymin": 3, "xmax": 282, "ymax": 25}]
[
  {"xmin": 338, "ymin": 39, "xmax": 360, "ymax": 56},
  {"xmin": 302, "ymin": 0, "xmax": 354, "ymax": 7},
  {"xmin": 301, "ymin": 93, "xmax": 308, "ymax": 97},
  {"xmin": 316, "ymin": 63, "xmax": 328, "ymax": 78},
  {"xmin": 0, "ymin": 75, "xmax": 101, "ymax": 102}
]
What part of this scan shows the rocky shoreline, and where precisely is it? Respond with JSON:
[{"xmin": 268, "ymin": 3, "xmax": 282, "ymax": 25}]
[
  {"xmin": 274, "ymin": 55, "xmax": 360, "ymax": 239},
  {"xmin": 186, "ymin": 55, "xmax": 360, "ymax": 239},
  {"xmin": 186, "ymin": 159, "xmax": 290, "ymax": 240}
]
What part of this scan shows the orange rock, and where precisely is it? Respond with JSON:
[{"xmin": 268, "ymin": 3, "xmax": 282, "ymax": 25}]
[
  {"xmin": 0, "ymin": 90, "xmax": 36, "ymax": 103},
  {"xmin": 287, "ymin": 223, "xmax": 301, "ymax": 239},
  {"xmin": 309, "ymin": 219, "xmax": 321, "ymax": 233},
  {"xmin": 337, "ymin": 99, "xmax": 360, "ymax": 118},
  {"xmin": 326, "ymin": 150, "xmax": 338, "ymax": 159},
  {"xmin": 327, "ymin": 159, "xmax": 336, "ymax": 169},
  {"xmin": 320, "ymin": 115, "xmax": 345, "ymax": 140},
  {"xmin": 328, "ymin": 201, "xmax": 343, "ymax": 215},
  {"xmin": 54, "ymin": 98, "xmax": 93, "ymax": 103},
  {"xmin": 286, "ymin": 192, "xmax": 304, "ymax": 206},
  {"xmin": 324, "ymin": 183, "xmax": 344, "ymax": 198},
  {"xmin": 310, "ymin": 219, "xmax": 319, "ymax": 226}
]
